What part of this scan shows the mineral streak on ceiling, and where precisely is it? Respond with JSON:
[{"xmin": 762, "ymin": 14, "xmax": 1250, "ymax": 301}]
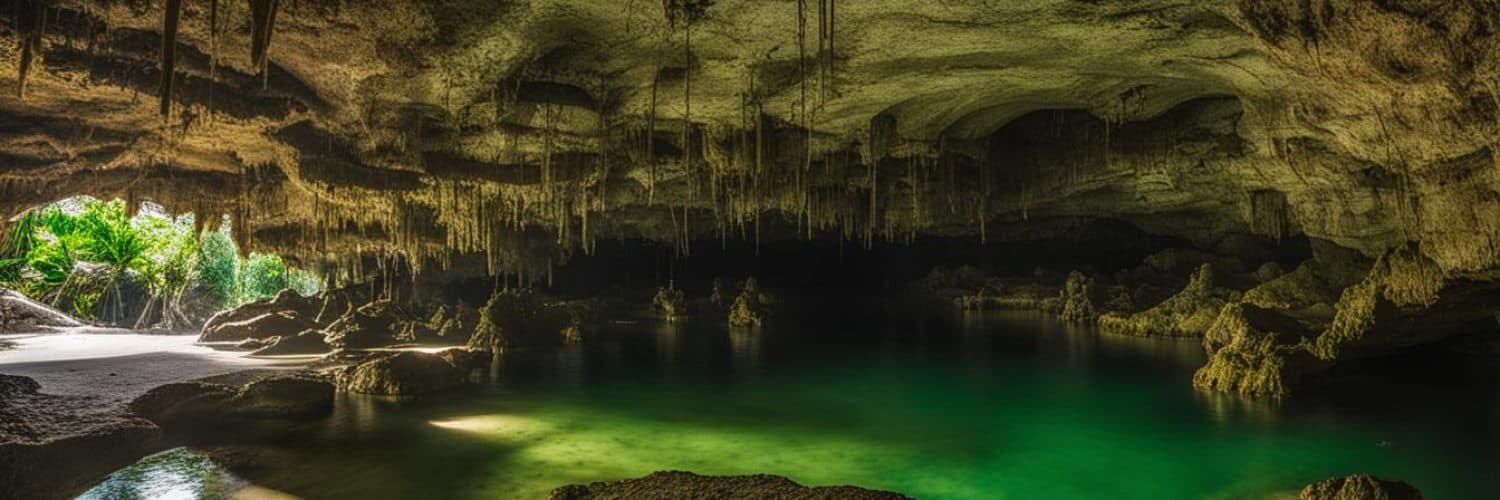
[{"xmin": 0, "ymin": 0, "xmax": 1497, "ymax": 283}]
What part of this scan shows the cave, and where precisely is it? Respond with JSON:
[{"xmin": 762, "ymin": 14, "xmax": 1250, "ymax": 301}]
[{"xmin": 2, "ymin": 1, "xmax": 1497, "ymax": 499}]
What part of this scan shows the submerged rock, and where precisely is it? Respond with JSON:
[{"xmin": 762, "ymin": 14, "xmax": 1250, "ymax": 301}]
[
  {"xmin": 335, "ymin": 351, "xmax": 465, "ymax": 396},
  {"xmin": 548, "ymin": 471, "xmax": 911, "ymax": 500},
  {"xmin": 199, "ymin": 311, "xmax": 321, "ymax": 343},
  {"xmin": 1300, "ymin": 474, "xmax": 1423, "ymax": 500}
]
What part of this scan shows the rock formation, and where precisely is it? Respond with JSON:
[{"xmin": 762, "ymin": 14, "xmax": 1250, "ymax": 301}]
[
  {"xmin": 549, "ymin": 471, "xmax": 911, "ymax": 500},
  {"xmin": 1300, "ymin": 474, "xmax": 1423, "ymax": 500},
  {"xmin": 333, "ymin": 351, "xmax": 467, "ymax": 396},
  {"xmin": 0, "ymin": 288, "xmax": 84, "ymax": 333}
]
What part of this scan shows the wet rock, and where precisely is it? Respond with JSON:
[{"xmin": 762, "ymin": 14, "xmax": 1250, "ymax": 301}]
[
  {"xmin": 323, "ymin": 300, "xmax": 406, "ymax": 349},
  {"xmin": 1099, "ymin": 264, "xmax": 1235, "ymax": 337},
  {"xmin": 231, "ymin": 376, "xmax": 334, "ymax": 417},
  {"xmin": 1299, "ymin": 474, "xmax": 1423, "ymax": 500},
  {"xmin": 128, "ymin": 382, "xmax": 238, "ymax": 425},
  {"xmin": 1057, "ymin": 271, "xmax": 1097, "ymax": 323},
  {"xmin": 653, "ymin": 286, "xmax": 688, "ymax": 322},
  {"xmin": 437, "ymin": 303, "xmax": 480, "ymax": 342},
  {"xmin": 129, "ymin": 375, "xmax": 334, "ymax": 425},
  {"xmin": 1, "ymin": 289, "xmax": 85, "ymax": 333},
  {"xmin": 1191, "ymin": 303, "xmax": 1321, "ymax": 398},
  {"xmin": 728, "ymin": 278, "xmax": 770, "ymax": 328},
  {"xmin": 251, "ymin": 330, "xmax": 331, "ymax": 356},
  {"xmin": 436, "ymin": 347, "xmax": 492, "ymax": 378},
  {"xmin": 548, "ymin": 471, "xmax": 911, "ymax": 500},
  {"xmin": 198, "ymin": 311, "xmax": 321, "ymax": 343},
  {"xmin": 335, "ymin": 351, "xmax": 465, "ymax": 396}
]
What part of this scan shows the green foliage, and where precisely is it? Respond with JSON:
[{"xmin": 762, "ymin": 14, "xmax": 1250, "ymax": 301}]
[
  {"xmin": 237, "ymin": 253, "xmax": 288, "ymax": 302},
  {"xmin": 0, "ymin": 197, "xmax": 320, "ymax": 318},
  {"xmin": 197, "ymin": 228, "xmax": 238, "ymax": 305}
]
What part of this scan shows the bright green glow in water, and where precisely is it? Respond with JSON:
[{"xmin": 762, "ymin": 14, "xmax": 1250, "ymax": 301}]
[{"xmin": 86, "ymin": 309, "xmax": 1498, "ymax": 499}]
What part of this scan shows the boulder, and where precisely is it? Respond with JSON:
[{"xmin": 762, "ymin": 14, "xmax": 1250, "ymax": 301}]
[
  {"xmin": 129, "ymin": 376, "xmax": 334, "ymax": 425},
  {"xmin": 323, "ymin": 301, "xmax": 405, "ymax": 349},
  {"xmin": 1300, "ymin": 474, "xmax": 1423, "ymax": 500},
  {"xmin": 128, "ymin": 382, "xmax": 237, "ymax": 425},
  {"xmin": 335, "ymin": 351, "xmax": 465, "ymax": 396},
  {"xmin": 198, "ymin": 311, "xmax": 321, "ymax": 343},
  {"xmin": 1, "ymin": 289, "xmax": 85, "ymax": 333},
  {"xmin": 436, "ymin": 347, "xmax": 492, "ymax": 378},
  {"xmin": 251, "ymin": 330, "xmax": 331, "ymax": 356},
  {"xmin": 549, "ymin": 471, "xmax": 911, "ymax": 500},
  {"xmin": 231, "ymin": 376, "xmax": 335, "ymax": 417},
  {"xmin": 202, "ymin": 290, "xmax": 322, "ymax": 334}
]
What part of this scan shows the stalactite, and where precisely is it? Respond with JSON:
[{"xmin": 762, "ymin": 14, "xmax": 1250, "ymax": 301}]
[
  {"xmin": 16, "ymin": 1, "xmax": 46, "ymax": 99},
  {"xmin": 159, "ymin": 0, "xmax": 183, "ymax": 119},
  {"xmin": 249, "ymin": 0, "xmax": 281, "ymax": 84}
]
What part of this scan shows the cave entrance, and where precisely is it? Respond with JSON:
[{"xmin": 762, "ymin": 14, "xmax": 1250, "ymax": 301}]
[{"xmin": 1, "ymin": 196, "xmax": 320, "ymax": 330}]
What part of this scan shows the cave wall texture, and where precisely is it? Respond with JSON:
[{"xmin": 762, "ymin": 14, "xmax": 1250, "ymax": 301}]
[{"xmin": 0, "ymin": 0, "xmax": 1497, "ymax": 287}]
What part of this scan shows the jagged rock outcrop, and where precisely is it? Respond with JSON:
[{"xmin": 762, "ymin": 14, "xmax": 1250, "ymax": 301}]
[
  {"xmin": 322, "ymin": 301, "xmax": 407, "ymax": 349},
  {"xmin": 1191, "ymin": 303, "xmax": 1321, "ymax": 397},
  {"xmin": 1300, "ymin": 475, "xmax": 1423, "ymax": 500},
  {"xmin": 1100, "ymin": 264, "xmax": 1236, "ymax": 337},
  {"xmin": 1057, "ymin": 271, "xmax": 1098, "ymax": 323},
  {"xmin": 727, "ymin": 278, "xmax": 771, "ymax": 328},
  {"xmin": 653, "ymin": 287, "xmax": 688, "ymax": 322},
  {"xmin": 548, "ymin": 471, "xmax": 911, "ymax": 500}
]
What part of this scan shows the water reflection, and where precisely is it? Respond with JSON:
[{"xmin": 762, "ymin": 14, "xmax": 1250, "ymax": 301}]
[
  {"xmin": 79, "ymin": 448, "xmax": 299, "ymax": 500},
  {"xmin": 728, "ymin": 327, "xmax": 763, "ymax": 375},
  {"xmin": 654, "ymin": 321, "xmax": 683, "ymax": 371}
]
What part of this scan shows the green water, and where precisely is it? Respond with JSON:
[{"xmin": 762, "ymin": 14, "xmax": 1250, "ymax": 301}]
[{"xmin": 85, "ymin": 302, "xmax": 1499, "ymax": 499}]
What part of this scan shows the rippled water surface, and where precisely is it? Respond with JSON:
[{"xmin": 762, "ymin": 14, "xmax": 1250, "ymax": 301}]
[{"xmin": 84, "ymin": 299, "xmax": 1500, "ymax": 499}]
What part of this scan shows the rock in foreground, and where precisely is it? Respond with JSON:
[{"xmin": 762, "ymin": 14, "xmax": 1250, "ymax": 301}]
[
  {"xmin": 334, "ymin": 351, "xmax": 466, "ymax": 396},
  {"xmin": 1, "ymin": 374, "xmax": 161, "ymax": 500},
  {"xmin": 1300, "ymin": 474, "xmax": 1423, "ymax": 500},
  {"xmin": 549, "ymin": 471, "xmax": 910, "ymax": 500}
]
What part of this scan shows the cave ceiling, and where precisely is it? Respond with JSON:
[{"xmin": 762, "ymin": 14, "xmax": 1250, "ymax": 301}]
[{"xmin": 1, "ymin": 0, "xmax": 1497, "ymax": 281}]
